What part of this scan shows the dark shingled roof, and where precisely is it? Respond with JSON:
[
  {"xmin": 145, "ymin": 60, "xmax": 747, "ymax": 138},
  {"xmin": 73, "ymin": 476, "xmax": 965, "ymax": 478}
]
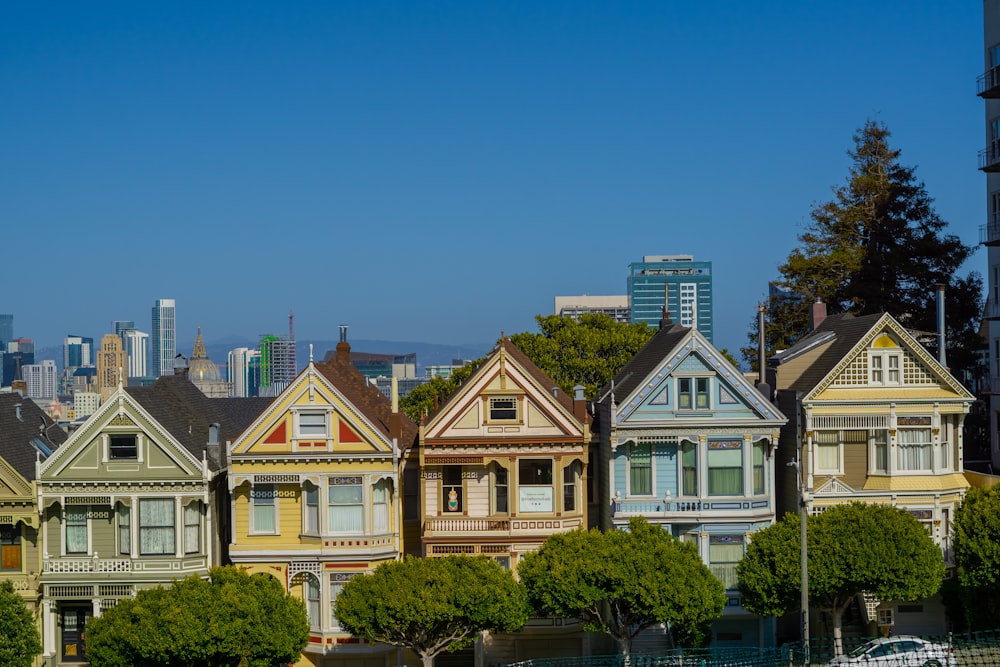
[
  {"xmin": 595, "ymin": 323, "xmax": 691, "ymax": 405},
  {"xmin": 771, "ymin": 312, "xmax": 884, "ymax": 394},
  {"xmin": 126, "ymin": 375, "xmax": 273, "ymax": 469},
  {"xmin": 315, "ymin": 351, "xmax": 419, "ymax": 451},
  {"xmin": 0, "ymin": 394, "xmax": 68, "ymax": 481}
]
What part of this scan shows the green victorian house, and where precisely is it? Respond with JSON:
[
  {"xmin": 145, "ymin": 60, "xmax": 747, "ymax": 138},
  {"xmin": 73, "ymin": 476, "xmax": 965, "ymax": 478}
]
[{"xmin": 36, "ymin": 375, "xmax": 269, "ymax": 665}]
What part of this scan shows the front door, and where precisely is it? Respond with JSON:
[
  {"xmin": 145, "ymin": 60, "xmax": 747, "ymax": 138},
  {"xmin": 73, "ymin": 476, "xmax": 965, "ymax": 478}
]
[{"xmin": 61, "ymin": 606, "xmax": 91, "ymax": 662}]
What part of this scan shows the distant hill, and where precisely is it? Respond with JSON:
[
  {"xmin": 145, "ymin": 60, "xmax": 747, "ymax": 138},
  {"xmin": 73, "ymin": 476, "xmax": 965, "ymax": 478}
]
[{"xmin": 34, "ymin": 338, "xmax": 492, "ymax": 377}]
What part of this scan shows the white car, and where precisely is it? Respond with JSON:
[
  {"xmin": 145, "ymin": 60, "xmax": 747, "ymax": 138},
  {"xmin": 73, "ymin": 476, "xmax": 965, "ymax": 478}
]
[{"xmin": 825, "ymin": 636, "xmax": 957, "ymax": 667}]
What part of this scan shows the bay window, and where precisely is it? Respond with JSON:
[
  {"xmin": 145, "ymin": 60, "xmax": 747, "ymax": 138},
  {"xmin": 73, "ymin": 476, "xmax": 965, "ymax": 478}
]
[
  {"xmin": 66, "ymin": 508, "xmax": 88, "ymax": 554},
  {"xmin": 897, "ymin": 428, "xmax": 933, "ymax": 471},
  {"xmin": 140, "ymin": 499, "xmax": 175, "ymax": 555},
  {"xmin": 628, "ymin": 443, "xmax": 652, "ymax": 496},
  {"xmin": 518, "ymin": 459, "xmax": 553, "ymax": 513},
  {"xmin": 707, "ymin": 440, "xmax": 743, "ymax": 496},
  {"xmin": 329, "ymin": 478, "xmax": 363, "ymax": 533}
]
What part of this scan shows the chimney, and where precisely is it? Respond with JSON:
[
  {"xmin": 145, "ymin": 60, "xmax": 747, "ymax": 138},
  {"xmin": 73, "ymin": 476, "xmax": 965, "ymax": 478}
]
[
  {"xmin": 389, "ymin": 377, "xmax": 403, "ymax": 441},
  {"xmin": 573, "ymin": 385, "xmax": 587, "ymax": 423},
  {"xmin": 936, "ymin": 284, "xmax": 947, "ymax": 367},
  {"xmin": 336, "ymin": 324, "xmax": 350, "ymax": 363},
  {"xmin": 810, "ymin": 299, "xmax": 827, "ymax": 331},
  {"xmin": 658, "ymin": 306, "xmax": 673, "ymax": 331},
  {"xmin": 15, "ymin": 403, "xmax": 22, "ymax": 421}
]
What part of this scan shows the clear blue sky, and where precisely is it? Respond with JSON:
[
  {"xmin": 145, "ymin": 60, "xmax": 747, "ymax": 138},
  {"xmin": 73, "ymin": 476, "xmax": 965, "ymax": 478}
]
[{"xmin": 0, "ymin": 1, "xmax": 986, "ymax": 361}]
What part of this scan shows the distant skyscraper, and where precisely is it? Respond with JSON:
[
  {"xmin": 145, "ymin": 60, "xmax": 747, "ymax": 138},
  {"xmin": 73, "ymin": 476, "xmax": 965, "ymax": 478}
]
[
  {"xmin": 228, "ymin": 347, "xmax": 261, "ymax": 397},
  {"xmin": 0, "ymin": 314, "xmax": 12, "ymax": 347},
  {"xmin": 63, "ymin": 335, "xmax": 94, "ymax": 370},
  {"xmin": 113, "ymin": 320, "xmax": 136, "ymax": 337},
  {"xmin": 96, "ymin": 334, "xmax": 127, "ymax": 400},
  {"xmin": 628, "ymin": 254, "xmax": 714, "ymax": 342},
  {"xmin": 259, "ymin": 335, "xmax": 296, "ymax": 397},
  {"xmin": 122, "ymin": 329, "xmax": 149, "ymax": 379},
  {"xmin": 23, "ymin": 359, "xmax": 57, "ymax": 399},
  {"xmin": 3, "ymin": 338, "xmax": 34, "ymax": 387},
  {"xmin": 151, "ymin": 299, "xmax": 176, "ymax": 378}
]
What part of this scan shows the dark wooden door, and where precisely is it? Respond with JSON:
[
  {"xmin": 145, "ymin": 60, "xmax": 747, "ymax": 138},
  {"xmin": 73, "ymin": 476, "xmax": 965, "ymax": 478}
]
[{"xmin": 61, "ymin": 606, "xmax": 90, "ymax": 662}]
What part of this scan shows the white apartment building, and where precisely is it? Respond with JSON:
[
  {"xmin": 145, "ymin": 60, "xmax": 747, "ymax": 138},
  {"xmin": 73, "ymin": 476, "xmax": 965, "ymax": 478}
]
[{"xmin": 23, "ymin": 360, "xmax": 58, "ymax": 399}]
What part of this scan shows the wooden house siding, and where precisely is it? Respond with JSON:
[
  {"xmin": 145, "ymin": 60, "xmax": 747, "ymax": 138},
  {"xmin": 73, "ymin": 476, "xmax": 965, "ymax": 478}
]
[{"xmin": 843, "ymin": 443, "xmax": 868, "ymax": 489}]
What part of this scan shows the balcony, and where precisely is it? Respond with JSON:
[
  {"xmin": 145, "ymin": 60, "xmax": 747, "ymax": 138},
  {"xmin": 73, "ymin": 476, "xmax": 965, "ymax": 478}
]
[
  {"xmin": 981, "ymin": 214, "xmax": 1000, "ymax": 245},
  {"xmin": 612, "ymin": 497, "xmax": 772, "ymax": 521},
  {"xmin": 980, "ymin": 144, "xmax": 1000, "ymax": 172},
  {"xmin": 978, "ymin": 66, "xmax": 1000, "ymax": 98},
  {"xmin": 422, "ymin": 516, "xmax": 584, "ymax": 537},
  {"xmin": 42, "ymin": 555, "xmax": 209, "ymax": 576}
]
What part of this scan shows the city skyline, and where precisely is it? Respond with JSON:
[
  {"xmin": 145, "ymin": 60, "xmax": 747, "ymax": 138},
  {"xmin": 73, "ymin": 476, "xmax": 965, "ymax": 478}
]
[{"xmin": 1, "ymin": 3, "xmax": 985, "ymax": 358}]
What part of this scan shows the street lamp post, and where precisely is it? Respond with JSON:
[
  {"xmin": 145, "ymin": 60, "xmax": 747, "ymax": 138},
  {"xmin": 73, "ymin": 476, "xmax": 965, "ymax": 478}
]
[{"xmin": 789, "ymin": 456, "xmax": 809, "ymax": 665}]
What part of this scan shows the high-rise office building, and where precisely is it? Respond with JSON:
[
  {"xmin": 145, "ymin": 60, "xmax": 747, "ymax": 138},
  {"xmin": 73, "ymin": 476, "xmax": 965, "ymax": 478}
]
[
  {"xmin": 0, "ymin": 314, "xmax": 12, "ymax": 348},
  {"xmin": 628, "ymin": 254, "xmax": 714, "ymax": 342},
  {"xmin": 228, "ymin": 347, "xmax": 261, "ymax": 397},
  {"xmin": 122, "ymin": 329, "xmax": 149, "ymax": 379},
  {"xmin": 259, "ymin": 335, "xmax": 296, "ymax": 397},
  {"xmin": 151, "ymin": 299, "xmax": 176, "ymax": 378},
  {"xmin": 981, "ymin": 0, "xmax": 1000, "ymax": 468},
  {"xmin": 113, "ymin": 320, "xmax": 136, "ymax": 337},
  {"xmin": 23, "ymin": 359, "xmax": 57, "ymax": 399},
  {"xmin": 3, "ymin": 338, "xmax": 34, "ymax": 387},
  {"xmin": 63, "ymin": 335, "xmax": 94, "ymax": 370},
  {"xmin": 96, "ymin": 333, "xmax": 127, "ymax": 400}
]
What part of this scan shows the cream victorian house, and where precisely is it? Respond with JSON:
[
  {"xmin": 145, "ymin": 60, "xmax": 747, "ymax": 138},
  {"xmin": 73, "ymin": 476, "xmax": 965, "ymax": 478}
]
[{"xmin": 770, "ymin": 311, "xmax": 975, "ymax": 637}]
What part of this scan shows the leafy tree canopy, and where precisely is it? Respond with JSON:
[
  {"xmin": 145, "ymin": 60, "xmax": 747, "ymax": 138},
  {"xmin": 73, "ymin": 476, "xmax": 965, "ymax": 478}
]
[
  {"xmin": 953, "ymin": 485, "xmax": 1000, "ymax": 628},
  {"xmin": 400, "ymin": 359, "xmax": 483, "ymax": 422},
  {"xmin": 518, "ymin": 517, "xmax": 726, "ymax": 654},
  {"xmin": 738, "ymin": 503, "xmax": 943, "ymax": 651},
  {"xmin": 743, "ymin": 120, "xmax": 983, "ymax": 378},
  {"xmin": 510, "ymin": 313, "xmax": 656, "ymax": 399},
  {"xmin": 0, "ymin": 579, "xmax": 42, "ymax": 667},
  {"xmin": 85, "ymin": 566, "xmax": 309, "ymax": 667},
  {"xmin": 334, "ymin": 555, "xmax": 529, "ymax": 667}
]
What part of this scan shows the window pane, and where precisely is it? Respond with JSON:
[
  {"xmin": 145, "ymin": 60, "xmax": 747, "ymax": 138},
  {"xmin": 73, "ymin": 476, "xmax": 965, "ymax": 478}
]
[
  {"xmin": 299, "ymin": 413, "xmax": 327, "ymax": 436},
  {"xmin": 874, "ymin": 431, "xmax": 888, "ymax": 472},
  {"xmin": 682, "ymin": 442, "xmax": 698, "ymax": 496},
  {"xmin": 304, "ymin": 485, "xmax": 319, "ymax": 533},
  {"xmin": 328, "ymin": 481, "xmax": 363, "ymax": 532},
  {"xmin": 119, "ymin": 506, "xmax": 130, "ymax": 555},
  {"xmin": 753, "ymin": 442, "xmax": 765, "ymax": 495},
  {"xmin": 518, "ymin": 460, "xmax": 553, "ymax": 485},
  {"xmin": 185, "ymin": 503, "xmax": 200, "ymax": 554},
  {"xmin": 253, "ymin": 485, "xmax": 276, "ymax": 533},
  {"xmin": 140, "ymin": 499, "xmax": 175, "ymax": 555},
  {"xmin": 815, "ymin": 431, "xmax": 839, "ymax": 470},
  {"xmin": 373, "ymin": 481, "xmax": 388, "ymax": 533},
  {"xmin": 897, "ymin": 428, "xmax": 932, "ymax": 471},
  {"xmin": 708, "ymin": 445, "xmax": 742, "ymax": 495},
  {"xmin": 494, "ymin": 466, "xmax": 508, "ymax": 514},
  {"xmin": 630, "ymin": 444, "xmax": 652, "ymax": 495},
  {"xmin": 66, "ymin": 508, "xmax": 88, "ymax": 554},
  {"xmin": 563, "ymin": 464, "xmax": 577, "ymax": 512}
]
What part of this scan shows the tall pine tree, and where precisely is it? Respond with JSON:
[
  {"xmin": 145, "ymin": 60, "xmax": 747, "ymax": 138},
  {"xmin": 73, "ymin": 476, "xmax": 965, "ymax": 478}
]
[{"xmin": 745, "ymin": 120, "xmax": 983, "ymax": 382}]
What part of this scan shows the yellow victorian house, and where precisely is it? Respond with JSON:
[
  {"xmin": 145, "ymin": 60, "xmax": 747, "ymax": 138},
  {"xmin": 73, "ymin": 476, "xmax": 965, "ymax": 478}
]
[
  {"xmin": 228, "ymin": 336, "xmax": 417, "ymax": 667},
  {"xmin": 771, "ymin": 311, "xmax": 975, "ymax": 637}
]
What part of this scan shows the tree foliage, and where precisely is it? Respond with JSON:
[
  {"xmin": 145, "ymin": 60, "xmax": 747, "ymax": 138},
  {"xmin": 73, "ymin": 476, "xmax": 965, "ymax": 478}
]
[
  {"xmin": 953, "ymin": 485, "xmax": 1000, "ymax": 628},
  {"xmin": 399, "ymin": 359, "xmax": 483, "ymax": 422},
  {"xmin": 743, "ymin": 120, "xmax": 983, "ymax": 377},
  {"xmin": 334, "ymin": 555, "xmax": 529, "ymax": 667},
  {"xmin": 0, "ymin": 579, "xmax": 42, "ymax": 667},
  {"xmin": 85, "ymin": 566, "xmax": 309, "ymax": 667},
  {"xmin": 510, "ymin": 313, "xmax": 656, "ymax": 399},
  {"xmin": 518, "ymin": 518, "xmax": 726, "ymax": 654},
  {"xmin": 738, "ymin": 504, "xmax": 944, "ymax": 651}
]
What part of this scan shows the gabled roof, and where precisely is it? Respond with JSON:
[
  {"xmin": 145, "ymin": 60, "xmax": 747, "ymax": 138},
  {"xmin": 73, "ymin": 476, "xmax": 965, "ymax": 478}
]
[
  {"xmin": 0, "ymin": 394, "xmax": 67, "ymax": 481},
  {"xmin": 315, "ymin": 347, "xmax": 419, "ymax": 450},
  {"xmin": 596, "ymin": 323, "xmax": 692, "ymax": 405},
  {"xmin": 126, "ymin": 375, "xmax": 272, "ymax": 468},
  {"xmin": 771, "ymin": 312, "xmax": 974, "ymax": 400}
]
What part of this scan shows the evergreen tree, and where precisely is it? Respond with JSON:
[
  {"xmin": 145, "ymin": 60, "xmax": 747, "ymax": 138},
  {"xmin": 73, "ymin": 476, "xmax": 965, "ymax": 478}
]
[{"xmin": 743, "ymin": 120, "xmax": 983, "ymax": 378}]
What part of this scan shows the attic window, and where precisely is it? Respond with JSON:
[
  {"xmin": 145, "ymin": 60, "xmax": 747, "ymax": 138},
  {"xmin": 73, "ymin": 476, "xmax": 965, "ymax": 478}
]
[
  {"xmin": 109, "ymin": 435, "xmax": 137, "ymax": 460},
  {"xmin": 489, "ymin": 397, "xmax": 518, "ymax": 421}
]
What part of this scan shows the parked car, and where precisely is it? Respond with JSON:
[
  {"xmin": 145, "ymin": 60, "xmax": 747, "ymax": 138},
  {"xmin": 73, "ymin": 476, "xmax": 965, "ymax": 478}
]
[{"xmin": 825, "ymin": 636, "xmax": 957, "ymax": 667}]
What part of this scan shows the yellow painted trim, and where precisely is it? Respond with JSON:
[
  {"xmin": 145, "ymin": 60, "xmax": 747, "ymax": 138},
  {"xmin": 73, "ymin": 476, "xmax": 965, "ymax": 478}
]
[{"xmin": 862, "ymin": 473, "xmax": 969, "ymax": 492}]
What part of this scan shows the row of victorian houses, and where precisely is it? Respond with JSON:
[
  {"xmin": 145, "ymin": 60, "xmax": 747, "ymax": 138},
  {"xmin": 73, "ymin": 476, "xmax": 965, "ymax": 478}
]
[{"xmin": 0, "ymin": 307, "xmax": 981, "ymax": 667}]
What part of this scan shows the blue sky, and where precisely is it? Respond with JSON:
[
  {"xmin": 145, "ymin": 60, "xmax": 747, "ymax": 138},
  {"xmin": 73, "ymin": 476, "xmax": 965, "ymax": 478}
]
[{"xmin": 0, "ymin": 2, "xmax": 986, "ymax": 360}]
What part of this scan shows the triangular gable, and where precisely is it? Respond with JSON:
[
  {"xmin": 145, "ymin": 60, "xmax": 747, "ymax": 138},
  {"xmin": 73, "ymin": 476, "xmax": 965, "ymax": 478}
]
[
  {"xmin": 425, "ymin": 345, "xmax": 583, "ymax": 440},
  {"xmin": 806, "ymin": 314, "xmax": 975, "ymax": 401},
  {"xmin": 814, "ymin": 477, "xmax": 855, "ymax": 494},
  {"xmin": 231, "ymin": 363, "xmax": 394, "ymax": 457},
  {"xmin": 39, "ymin": 388, "xmax": 204, "ymax": 482},
  {"xmin": 616, "ymin": 329, "xmax": 785, "ymax": 424},
  {"xmin": 0, "ymin": 457, "xmax": 31, "ymax": 498}
]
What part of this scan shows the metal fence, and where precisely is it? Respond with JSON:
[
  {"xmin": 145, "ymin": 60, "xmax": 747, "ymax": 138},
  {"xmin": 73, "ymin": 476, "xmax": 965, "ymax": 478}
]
[{"xmin": 500, "ymin": 630, "xmax": 1000, "ymax": 667}]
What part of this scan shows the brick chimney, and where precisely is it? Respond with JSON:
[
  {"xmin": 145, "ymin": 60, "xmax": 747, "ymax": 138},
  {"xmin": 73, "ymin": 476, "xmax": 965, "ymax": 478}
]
[
  {"xmin": 336, "ymin": 324, "xmax": 350, "ymax": 363},
  {"xmin": 810, "ymin": 299, "xmax": 827, "ymax": 331}
]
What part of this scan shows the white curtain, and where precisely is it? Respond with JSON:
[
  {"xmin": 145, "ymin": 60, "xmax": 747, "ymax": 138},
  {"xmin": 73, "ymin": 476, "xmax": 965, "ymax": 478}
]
[
  {"xmin": 814, "ymin": 431, "xmax": 840, "ymax": 471},
  {"xmin": 372, "ymin": 482, "xmax": 388, "ymax": 533},
  {"xmin": 328, "ymin": 484, "xmax": 363, "ymax": 533},
  {"xmin": 140, "ymin": 499, "xmax": 175, "ymax": 555},
  {"xmin": 119, "ymin": 505, "xmax": 130, "ymax": 555},
  {"xmin": 184, "ymin": 503, "xmax": 200, "ymax": 554},
  {"xmin": 66, "ymin": 508, "xmax": 87, "ymax": 554},
  {"xmin": 253, "ymin": 485, "xmax": 276, "ymax": 533},
  {"xmin": 306, "ymin": 575, "xmax": 321, "ymax": 628},
  {"xmin": 897, "ymin": 428, "xmax": 932, "ymax": 471}
]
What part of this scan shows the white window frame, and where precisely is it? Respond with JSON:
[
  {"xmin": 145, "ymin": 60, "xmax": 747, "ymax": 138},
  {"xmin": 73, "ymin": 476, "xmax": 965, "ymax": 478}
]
[
  {"xmin": 626, "ymin": 443, "xmax": 654, "ymax": 497},
  {"xmin": 250, "ymin": 484, "xmax": 279, "ymax": 535},
  {"xmin": 184, "ymin": 501, "xmax": 200, "ymax": 555},
  {"xmin": 487, "ymin": 396, "xmax": 519, "ymax": 422},
  {"xmin": 372, "ymin": 479, "xmax": 388, "ymax": 534},
  {"xmin": 303, "ymin": 483, "xmax": 319, "ymax": 535},
  {"xmin": 813, "ymin": 431, "xmax": 843, "ymax": 475},
  {"xmin": 896, "ymin": 427, "xmax": 934, "ymax": 472},
  {"xmin": 64, "ymin": 507, "xmax": 90, "ymax": 555},
  {"xmin": 328, "ymin": 478, "xmax": 364, "ymax": 534},
  {"xmin": 869, "ymin": 350, "xmax": 901, "ymax": 386},
  {"xmin": 870, "ymin": 429, "xmax": 889, "ymax": 474},
  {"xmin": 294, "ymin": 410, "xmax": 330, "ymax": 439},
  {"xmin": 139, "ymin": 498, "xmax": 176, "ymax": 556}
]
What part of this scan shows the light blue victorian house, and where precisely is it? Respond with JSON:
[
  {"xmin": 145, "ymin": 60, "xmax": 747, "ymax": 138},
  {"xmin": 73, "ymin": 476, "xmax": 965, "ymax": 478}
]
[{"xmin": 592, "ymin": 317, "xmax": 787, "ymax": 649}]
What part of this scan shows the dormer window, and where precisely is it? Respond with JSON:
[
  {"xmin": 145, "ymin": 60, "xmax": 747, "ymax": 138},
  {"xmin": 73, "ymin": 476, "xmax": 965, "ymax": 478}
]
[
  {"xmin": 489, "ymin": 397, "xmax": 518, "ymax": 421},
  {"xmin": 109, "ymin": 434, "xmax": 137, "ymax": 460},
  {"xmin": 870, "ymin": 352, "xmax": 901, "ymax": 385},
  {"xmin": 678, "ymin": 378, "xmax": 710, "ymax": 409}
]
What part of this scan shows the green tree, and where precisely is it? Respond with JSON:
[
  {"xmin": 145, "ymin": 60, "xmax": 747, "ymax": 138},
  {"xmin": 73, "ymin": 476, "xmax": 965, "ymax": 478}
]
[
  {"xmin": 85, "ymin": 566, "xmax": 309, "ymax": 667},
  {"xmin": 510, "ymin": 313, "xmax": 656, "ymax": 399},
  {"xmin": 953, "ymin": 484, "xmax": 1000, "ymax": 628},
  {"xmin": 400, "ymin": 359, "xmax": 483, "ymax": 422},
  {"xmin": 334, "ymin": 555, "xmax": 529, "ymax": 667},
  {"xmin": 0, "ymin": 579, "xmax": 42, "ymax": 667},
  {"xmin": 743, "ymin": 120, "xmax": 983, "ymax": 376},
  {"xmin": 518, "ymin": 518, "xmax": 726, "ymax": 654},
  {"xmin": 738, "ymin": 503, "xmax": 944, "ymax": 654}
]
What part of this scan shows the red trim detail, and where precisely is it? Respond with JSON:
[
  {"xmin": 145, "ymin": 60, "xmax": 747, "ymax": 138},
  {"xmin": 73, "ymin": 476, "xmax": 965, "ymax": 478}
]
[
  {"xmin": 264, "ymin": 420, "xmax": 287, "ymax": 444},
  {"xmin": 339, "ymin": 420, "xmax": 364, "ymax": 443}
]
